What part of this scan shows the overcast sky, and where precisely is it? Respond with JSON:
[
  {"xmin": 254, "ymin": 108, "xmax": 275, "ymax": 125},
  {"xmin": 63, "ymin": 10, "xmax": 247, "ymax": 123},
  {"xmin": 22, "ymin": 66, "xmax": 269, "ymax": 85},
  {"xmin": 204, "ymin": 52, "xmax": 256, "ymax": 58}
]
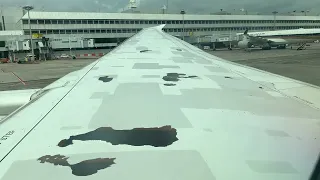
[{"xmin": 1, "ymin": 0, "xmax": 320, "ymax": 15}]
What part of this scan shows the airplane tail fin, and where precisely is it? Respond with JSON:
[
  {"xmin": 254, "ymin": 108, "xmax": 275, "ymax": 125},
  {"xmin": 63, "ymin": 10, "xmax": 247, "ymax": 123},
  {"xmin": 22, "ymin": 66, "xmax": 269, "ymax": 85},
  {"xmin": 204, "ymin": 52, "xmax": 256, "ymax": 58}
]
[{"xmin": 244, "ymin": 29, "xmax": 249, "ymax": 35}]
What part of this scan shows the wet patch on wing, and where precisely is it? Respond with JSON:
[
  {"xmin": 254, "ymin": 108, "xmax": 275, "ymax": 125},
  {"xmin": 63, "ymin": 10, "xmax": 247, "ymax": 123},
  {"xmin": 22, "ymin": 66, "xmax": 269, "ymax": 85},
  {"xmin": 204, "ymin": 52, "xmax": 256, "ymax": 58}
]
[
  {"xmin": 91, "ymin": 67, "xmax": 99, "ymax": 71},
  {"xmin": 57, "ymin": 125, "xmax": 178, "ymax": 148},
  {"xmin": 257, "ymin": 82, "xmax": 276, "ymax": 89},
  {"xmin": 133, "ymin": 63, "xmax": 179, "ymax": 69},
  {"xmin": 38, "ymin": 155, "xmax": 115, "ymax": 176},
  {"xmin": 170, "ymin": 47, "xmax": 185, "ymax": 51},
  {"xmin": 265, "ymin": 129, "xmax": 290, "ymax": 137},
  {"xmin": 142, "ymin": 75, "xmax": 161, "ymax": 78},
  {"xmin": 207, "ymin": 75, "xmax": 265, "ymax": 91},
  {"xmin": 140, "ymin": 49, "xmax": 152, "ymax": 53},
  {"xmin": 163, "ymin": 73, "xmax": 198, "ymax": 82},
  {"xmin": 171, "ymin": 51, "xmax": 196, "ymax": 58},
  {"xmin": 164, "ymin": 83, "xmax": 176, "ymax": 86},
  {"xmin": 136, "ymin": 46, "xmax": 149, "ymax": 51},
  {"xmin": 98, "ymin": 76, "xmax": 113, "ymax": 83},
  {"xmin": 246, "ymin": 160, "xmax": 298, "ymax": 174}
]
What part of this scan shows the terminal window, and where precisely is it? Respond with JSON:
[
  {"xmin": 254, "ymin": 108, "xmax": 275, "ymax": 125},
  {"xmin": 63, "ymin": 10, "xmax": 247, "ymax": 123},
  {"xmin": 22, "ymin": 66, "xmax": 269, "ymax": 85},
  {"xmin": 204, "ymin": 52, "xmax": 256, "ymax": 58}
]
[{"xmin": 0, "ymin": 41, "xmax": 5, "ymax": 47}]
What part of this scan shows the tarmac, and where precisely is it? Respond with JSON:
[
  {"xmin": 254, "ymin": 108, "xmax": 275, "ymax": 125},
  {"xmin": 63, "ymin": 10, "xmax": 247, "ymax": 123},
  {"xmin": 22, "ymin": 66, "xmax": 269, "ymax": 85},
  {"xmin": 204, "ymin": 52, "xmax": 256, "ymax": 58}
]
[
  {"xmin": 209, "ymin": 43, "xmax": 320, "ymax": 86},
  {"xmin": 1, "ymin": 43, "xmax": 320, "ymax": 91},
  {"xmin": 0, "ymin": 59, "xmax": 93, "ymax": 91}
]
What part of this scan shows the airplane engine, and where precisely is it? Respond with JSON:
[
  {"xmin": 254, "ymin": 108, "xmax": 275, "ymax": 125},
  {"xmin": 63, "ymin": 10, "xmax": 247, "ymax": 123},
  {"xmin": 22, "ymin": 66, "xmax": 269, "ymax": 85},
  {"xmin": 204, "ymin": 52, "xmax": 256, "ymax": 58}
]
[{"xmin": 238, "ymin": 40, "xmax": 252, "ymax": 49}]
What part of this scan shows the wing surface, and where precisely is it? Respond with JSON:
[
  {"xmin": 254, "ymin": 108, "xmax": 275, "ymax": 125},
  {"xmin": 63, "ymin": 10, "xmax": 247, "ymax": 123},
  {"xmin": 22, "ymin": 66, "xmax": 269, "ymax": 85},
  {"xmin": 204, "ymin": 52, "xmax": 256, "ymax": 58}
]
[{"xmin": 0, "ymin": 25, "xmax": 320, "ymax": 180}]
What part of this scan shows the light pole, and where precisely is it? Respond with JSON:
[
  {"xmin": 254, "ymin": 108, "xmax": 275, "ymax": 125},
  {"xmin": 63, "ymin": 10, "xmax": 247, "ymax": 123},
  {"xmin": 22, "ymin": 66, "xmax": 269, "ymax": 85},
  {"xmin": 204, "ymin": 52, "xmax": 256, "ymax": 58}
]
[
  {"xmin": 272, "ymin": 11, "xmax": 278, "ymax": 30},
  {"xmin": 129, "ymin": 0, "xmax": 137, "ymax": 13},
  {"xmin": 166, "ymin": 0, "xmax": 169, "ymax": 13},
  {"xmin": 23, "ymin": 5, "xmax": 34, "ymax": 61},
  {"xmin": 240, "ymin": 8, "xmax": 248, "ymax": 15},
  {"xmin": 0, "ymin": 5, "xmax": 4, "ymax": 30},
  {"xmin": 69, "ymin": 35, "xmax": 72, "ymax": 56},
  {"xmin": 180, "ymin": 10, "xmax": 186, "ymax": 41},
  {"xmin": 161, "ymin": 5, "xmax": 166, "ymax": 14},
  {"xmin": 304, "ymin": 10, "xmax": 310, "ymax": 16}
]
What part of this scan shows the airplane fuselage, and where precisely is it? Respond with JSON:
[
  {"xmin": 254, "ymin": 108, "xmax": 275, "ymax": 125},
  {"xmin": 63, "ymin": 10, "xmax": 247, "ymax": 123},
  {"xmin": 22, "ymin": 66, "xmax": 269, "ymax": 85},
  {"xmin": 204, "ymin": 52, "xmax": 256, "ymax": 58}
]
[{"xmin": 237, "ymin": 28, "xmax": 320, "ymax": 50}]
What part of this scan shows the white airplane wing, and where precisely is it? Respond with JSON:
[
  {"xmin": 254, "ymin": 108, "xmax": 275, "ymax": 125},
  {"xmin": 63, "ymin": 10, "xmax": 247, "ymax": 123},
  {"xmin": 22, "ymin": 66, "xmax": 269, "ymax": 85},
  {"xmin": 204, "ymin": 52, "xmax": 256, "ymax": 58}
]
[
  {"xmin": 0, "ymin": 89, "xmax": 40, "ymax": 119},
  {"xmin": 0, "ymin": 25, "xmax": 320, "ymax": 180},
  {"xmin": 248, "ymin": 35, "xmax": 269, "ymax": 44}
]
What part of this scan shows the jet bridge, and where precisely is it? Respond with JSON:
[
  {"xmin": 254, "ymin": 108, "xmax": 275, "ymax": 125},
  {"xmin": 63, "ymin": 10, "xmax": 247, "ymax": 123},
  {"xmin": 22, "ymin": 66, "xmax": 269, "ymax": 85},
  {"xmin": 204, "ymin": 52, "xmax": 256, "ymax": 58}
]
[{"xmin": 193, "ymin": 33, "xmax": 239, "ymax": 50}]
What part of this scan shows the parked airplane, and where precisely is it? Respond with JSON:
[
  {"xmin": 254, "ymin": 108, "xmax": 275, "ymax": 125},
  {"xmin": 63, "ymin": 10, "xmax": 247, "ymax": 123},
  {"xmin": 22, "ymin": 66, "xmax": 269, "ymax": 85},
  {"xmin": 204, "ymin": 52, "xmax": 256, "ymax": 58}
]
[
  {"xmin": 237, "ymin": 28, "xmax": 320, "ymax": 50},
  {"xmin": 0, "ymin": 25, "xmax": 319, "ymax": 180}
]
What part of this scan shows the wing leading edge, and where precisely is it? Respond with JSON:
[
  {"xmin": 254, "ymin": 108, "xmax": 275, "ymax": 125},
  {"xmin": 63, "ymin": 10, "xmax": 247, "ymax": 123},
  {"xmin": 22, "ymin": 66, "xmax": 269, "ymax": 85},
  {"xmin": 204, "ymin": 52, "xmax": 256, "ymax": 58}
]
[{"xmin": 0, "ymin": 25, "xmax": 319, "ymax": 180}]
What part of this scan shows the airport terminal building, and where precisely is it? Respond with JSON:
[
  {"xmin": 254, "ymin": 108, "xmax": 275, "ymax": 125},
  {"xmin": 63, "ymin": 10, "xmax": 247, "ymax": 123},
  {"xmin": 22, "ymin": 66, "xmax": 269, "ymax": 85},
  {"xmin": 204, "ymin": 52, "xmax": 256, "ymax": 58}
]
[
  {"xmin": 1, "ymin": 10, "xmax": 320, "ymax": 58},
  {"xmin": 20, "ymin": 12, "xmax": 320, "ymax": 39}
]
